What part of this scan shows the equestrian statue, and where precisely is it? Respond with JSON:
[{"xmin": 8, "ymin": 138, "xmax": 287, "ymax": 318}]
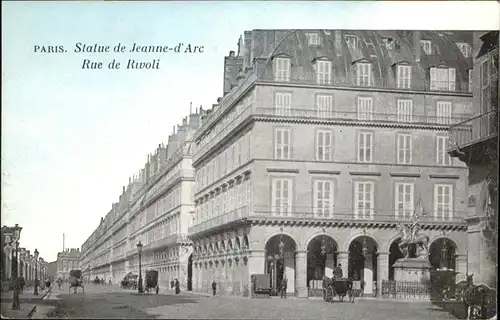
[{"xmin": 397, "ymin": 205, "xmax": 430, "ymax": 259}]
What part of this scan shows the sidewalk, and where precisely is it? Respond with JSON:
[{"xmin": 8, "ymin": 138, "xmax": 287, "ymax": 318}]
[{"xmin": 0, "ymin": 284, "xmax": 54, "ymax": 319}]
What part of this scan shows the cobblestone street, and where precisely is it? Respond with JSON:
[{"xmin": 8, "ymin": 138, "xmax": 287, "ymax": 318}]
[{"xmin": 33, "ymin": 283, "xmax": 462, "ymax": 319}]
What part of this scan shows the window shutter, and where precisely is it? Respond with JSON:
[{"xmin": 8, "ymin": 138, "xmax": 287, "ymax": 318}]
[
  {"xmin": 430, "ymin": 67, "xmax": 437, "ymax": 90},
  {"xmin": 354, "ymin": 182, "xmax": 360, "ymax": 219},
  {"xmin": 448, "ymin": 68, "xmax": 456, "ymax": 91}
]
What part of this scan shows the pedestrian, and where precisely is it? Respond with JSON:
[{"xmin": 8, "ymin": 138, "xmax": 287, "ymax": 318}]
[
  {"xmin": 170, "ymin": 280, "xmax": 174, "ymax": 291},
  {"xmin": 333, "ymin": 263, "xmax": 343, "ymax": 279},
  {"xmin": 175, "ymin": 278, "xmax": 180, "ymax": 294},
  {"xmin": 280, "ymin": 277, "xmax": 288, "ymax": 299},
  {"xmin": 212, "ymin": 280, "xmax": 217, "ymax": 296},
  {"xmin": 156, "ymin": 285, "xmax": 159, "ymax": 295}
]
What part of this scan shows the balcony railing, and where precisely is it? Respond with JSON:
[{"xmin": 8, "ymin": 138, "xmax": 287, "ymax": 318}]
[
  {"xmin": 259, "ymin": 74, "xmax": 471, "ymax": 94},
  {"xmin": 193, "ymin": 103, "xmax": 471, "ymax": 163},
  {"xmin": 188, "ymin": 205, "xmax": 466, "ymax": 236},
  {"xmin": 254, "ymin": 107, "xmax": 470, "ymax": 126},
  {"xmin": 449, "ymin": 110, "xmax": 498, "ymax": 149}
]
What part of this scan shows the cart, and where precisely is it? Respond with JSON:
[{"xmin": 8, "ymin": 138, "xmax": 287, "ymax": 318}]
[{"xmin": 69, "ymin": 269, "xmax": 84, "ymax": 294}]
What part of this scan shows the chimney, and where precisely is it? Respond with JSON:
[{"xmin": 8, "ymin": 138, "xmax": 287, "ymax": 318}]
[
  {"xmin": 217, "ymin": 97, "xmax": 222, "ymax": 103},
  {"xmin": 229, "ymin": 50, "xmax": 235, "ymax": 57},
  {"xmin": 122, "ymin": 186, "xmax": 125, "ymax": 193},
  {"xmin": 413, "ymin": 31, "xmax": 421, "ymax": 62},
  {"xmin": 190, "ymin": 102, "xmax": 193, "ymax": 114},
  {"xmin": 334, "ymin": 30, "xmax": 342, "ymax": 56}
]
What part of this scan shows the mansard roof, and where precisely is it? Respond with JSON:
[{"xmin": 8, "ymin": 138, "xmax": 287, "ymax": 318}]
[{"xmin": 256, "ymin": 30, "xmax": 473, "ymax": 90}]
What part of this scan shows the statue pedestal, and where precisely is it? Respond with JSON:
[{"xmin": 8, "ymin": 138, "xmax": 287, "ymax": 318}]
[{"xmin": 393, "ymin": 258, "xmax": 431, "ymax": 282}]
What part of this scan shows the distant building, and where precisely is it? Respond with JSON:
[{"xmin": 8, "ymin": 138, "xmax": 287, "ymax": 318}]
[
  {"xmin": 47, "ymin": 261, "xmax": 57, "ymax": 279},
  {"xmin": 79, "ymin": 112, "xmax": 204, "ymax": 288},
  {"xmin": 449, "ymin": 30, "xmax": 498, "ymax": 288},
  {"xmin": 56, "ymin": 248, "xmax": 80, "ymax": 279}
]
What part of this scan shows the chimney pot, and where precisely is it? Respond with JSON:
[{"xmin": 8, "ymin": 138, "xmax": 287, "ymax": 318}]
[{"xmin": 229, "ymin": 51, "xmax": 235, "ymax": 57}]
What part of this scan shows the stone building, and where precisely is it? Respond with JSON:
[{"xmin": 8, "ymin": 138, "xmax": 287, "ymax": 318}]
[
  {"xmin": 79, "ymin": 111, "xmax": 204, "ymax": 289},
  {"xmin": 188, "ymin": 30, "xmax": 476, "ymax": 297},
  {"xmin": 2, "ymin": 225, "xmax": 49, "ymax": 282},
  {"xmin": 56, "ymin": 248, "xmax": 80, "ymax": 280},
  {"xmin": 449, "ymin": 30, "xmax": 498, "ymax": 288}
]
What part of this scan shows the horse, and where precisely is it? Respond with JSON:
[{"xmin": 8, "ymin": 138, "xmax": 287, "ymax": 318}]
[
  {"xmin": 462, "ymin": 273, "xmax": 497, "ymax": 319},
  {"xmin": 397, "ymin": 223, "xmax": 411, "ymax": 257},
  {"xmin": 322, "ymin": 276, "xmax": 355, "ymax": 303}
]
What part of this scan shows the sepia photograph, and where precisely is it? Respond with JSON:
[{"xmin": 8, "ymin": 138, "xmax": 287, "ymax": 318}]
[{"xmin": 1, "ymin": 1, "xmax": 498, "ymax": 319}]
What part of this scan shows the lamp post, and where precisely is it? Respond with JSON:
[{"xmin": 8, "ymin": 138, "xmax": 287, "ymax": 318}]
[
  {"xmin": 137, "ymin": 241, "xmax": 143, "ymax": 294},
  {"xmin": 11, "ymin": 224, "xmax": 22, "ymax": 310},
  {"xmin": 34, "ymin": 249, "xmax": 39, "ymax": 295}
]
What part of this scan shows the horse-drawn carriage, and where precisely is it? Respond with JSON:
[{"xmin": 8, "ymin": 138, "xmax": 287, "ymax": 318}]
[
  {"xmin": 121, "ymin": 272, "xmax": 138, "ymax": 290},
  {"xmin": 69, "ymin": 269, "xmax": 84, "ymax": 294},
  {"xmin": 144, "ymin": 270, "xmax": 159, "ymax": 294},
  {"xmin": 323, "ymin": 276, "xmax": 355, "ymax": 303}
]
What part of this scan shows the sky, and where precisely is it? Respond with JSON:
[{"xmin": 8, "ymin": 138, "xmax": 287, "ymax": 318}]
[{"xmin": 1, "ymin": 1, "xmax": 499, "ymax": 263}]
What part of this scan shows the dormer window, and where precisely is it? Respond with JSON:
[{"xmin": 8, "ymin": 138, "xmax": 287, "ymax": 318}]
[
  {"xmin": 314, "ymin": 58, "xmax": 332, "ymax": 85},
  {"xmin": 430, "ymin": 66, "xmax": 456, "ymax": 91},
  {"xmin": 420, "ymin": 40, "xmax": 432, "ymax": 55},
  {"xmin": 273, "ymin": 56, "xmax": 291, "ymax": 82},
  {"xmin": 397, "ymin": 64, "xmax": 412, "ymax": 89},
  {"xmin": 456, "ymin": 42, "xmax": 472, "ymax": 58},
  {"xmin": 356, "ymin": 62, "xmax": 372, "ymax": 86},
  {"xmin": 306, "ymin": 32, "xmax": 320, "ymax": 46},
  {"xmin": 345, "ymin": 35, "xmax": 357, "ymax": 50},
  {"xmin": 383, "ymin": 38, "xmax": 394, "ymax": 50}
]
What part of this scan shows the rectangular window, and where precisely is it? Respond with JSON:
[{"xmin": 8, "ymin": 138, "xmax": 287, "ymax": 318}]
[
  {"xmin": 354, "ymin": 181, "xmax": 374, "ymax": 219},
  {"xmin": 436, "ymin": 101, "xmax": 452, "ymax": 125},
  {"xmin": 275, "ymin": 92, "xmax": 291, "ymax": 116},
  {"xmin": 307, "ymin": 33, "xmax": 320, "ymax": 46},
  {"xmin": 316, "ymin": 95, "xmax": 333, "ymax": 118},
  {"xmin": 274, "ymin": 57, "xmax": 291, "ymax": 82},
  {"xmin": 357, "ymin": 132, "xmax": 373, "ymax": 163},
  {"xmin": 430, "ymin": 67, "xmax": 456, "ymax": 91},
  {"xmin": 456, "ymin": 42, "xmax": 471, "ymax": 58},
  {"xmin": 397, "ymin": 65, "xmax": 412, "ymax": 89},
  {"xmin": 272, "ymin": 178, "xmax": 292, "ymax": 216},
  {"xmin": 480, "ymin": 61, "xmax": 491, "ymax": 113},
  {"xmin": 275, "ymin": 128, "xmax": 291, "ymax": 160},
  {"xmin": 420, "ymin": 40, "xmax": 432, "ymax": 55},
  {"xmin": 436, "ymin": 136, "xmax": 452, "ymax": 166},
  {"xmin": 356, "ymin": 63, "xmax": 372, "ymax": 86},
  {"xmin": 397, "ymin": 99, "xmax": 413, "ymax": 122},
  {"xmin": 316, "ymin": 60, "xmax": 332, "ymax": 85},
  {"xmin": 314, "ymin": 180, "xmax": 334, "ymax": 217},
  {"xmin": 316, "ymin": 130, "xmax": 332, "ymax": 161},
  {"xmin": 434, "ymin": 184, "xmax": 453, "ymax": 220},
  {"xmin": 397, "ymin": 134, "xmax": 412, "ymax": 164},
  {"xmin": 395, "ymin": 183, "xmax": 414, "ymax": 220},
  {"xmin": 345, "ymin": 35, "xmax": 357, "ymax": 50},
  {"xmin": 357, "ymin": 97, "xmax": 373, "ymax": 121}
]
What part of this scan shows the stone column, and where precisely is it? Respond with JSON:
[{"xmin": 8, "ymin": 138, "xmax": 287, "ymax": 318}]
[
  {"xmin": 455, "ymin": 254, "xmax": 468, "ymax": 282},
  {"xmin": 336, "ymin": 251, "xmax": 349, "ymax": 278},
  {"xmin": 376, "ymin": 252, "xmax": 389, "ymax": 297},
  {"xmin": 248, "ymin": 250, "xmax": 265, "ymax": 298},
  {"xmin": 295, "ymin": 250, "xmax": 307, "ymax": 298},
  {"xmin": 363, "ymin": 253, "xmax": 374, "ymax": 295}
]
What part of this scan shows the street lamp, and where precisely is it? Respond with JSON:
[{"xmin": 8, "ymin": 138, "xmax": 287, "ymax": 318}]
[
  {"xmin": 137, "ymin": 241, "xmax": 143, "ymax": 293},
  {"xmin": 11, "ymin": 224, "xmax": 22, "ymax": 310},
  {"xmin": 34, "ymin": 249, "xmax": 39, "ymax": 295}
]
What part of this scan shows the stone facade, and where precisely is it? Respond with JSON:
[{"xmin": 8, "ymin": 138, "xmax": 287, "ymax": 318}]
[
  {"xmin": 449, "ymin": 31, "xmax": 498, "ymax": 288},
  {"xmin": 56, "ymin": 248, "xmax": 80, "ymax": 280},
  {"xmin": 79, "ymin": 112, "xmax": 203, "ymax": 289},
  {"xmin": 188, "ymin": 30, "xmax": 476, "ymax": 297}
]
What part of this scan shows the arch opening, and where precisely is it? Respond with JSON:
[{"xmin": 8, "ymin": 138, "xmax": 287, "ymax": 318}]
[
  {"xmin": 306, "ymin": 235, "xmax": 339, "ymax": 296},
  {"xmin": 388, "ymin": 238, "xmax": 405, "ymax": 280},
  {"xmin": 348, "ymin": 236, "xmax": 378, "ymax": 296},
  {"xmin": 429, "ymin": 237, "xmax": 457, "ymax": 271},
  {"xmin": 264, "ymin": 234, "xmax": 297, "ymax": 296}
]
